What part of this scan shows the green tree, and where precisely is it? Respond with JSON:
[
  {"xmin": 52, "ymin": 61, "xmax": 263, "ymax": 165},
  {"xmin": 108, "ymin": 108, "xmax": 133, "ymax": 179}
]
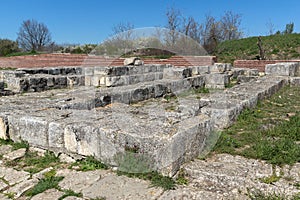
[
  {"xmin": 283, "ymin": 22, "xmax": 294, "ymax": 34},
  {"xmin": 0, "ymin": 39, "xmax": 19, "ymax": 56}
]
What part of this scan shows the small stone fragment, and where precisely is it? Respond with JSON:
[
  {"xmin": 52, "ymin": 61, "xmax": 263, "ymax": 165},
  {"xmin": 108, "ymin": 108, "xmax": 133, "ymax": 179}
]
[{"xmin": 3, "ymin": 148, "xmax": 26, "ymax": 161}]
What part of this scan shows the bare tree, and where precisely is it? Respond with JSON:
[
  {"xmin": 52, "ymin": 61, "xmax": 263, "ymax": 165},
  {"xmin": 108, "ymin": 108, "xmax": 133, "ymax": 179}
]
[
  {"xmin": 165, "ymin": 6, "xmax": 181, "ymax": 46},
  {"xmin": 182, "ymin": 16, "xmax": 202, "ymax": 43},
  {"xmin": 220, "ymin": 11, "xmax": 243, "ymax": 41},
  {"xmin": 17, "ymin": 19, "xmax": 52, "ymax": 51},
  {"xmin": 201, "ymin": 15, "xmax": 222, "ymax": 54},
  {"xmin": 266, "ymin": 19, "xmax": 275, "ymax": 35},
  {"xmin": 112, "ymin": 22, "xmax": 134, "ymax": 35}
]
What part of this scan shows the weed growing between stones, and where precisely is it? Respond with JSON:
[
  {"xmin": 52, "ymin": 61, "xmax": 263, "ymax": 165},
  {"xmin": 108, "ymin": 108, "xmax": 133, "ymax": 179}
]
[
  {"xmin": 58, "ymin": 189, "xmax": 83, "ymax": 200},
  {"xmin": 248, "ymin": 189, "xmax": 300, "ymax": 200},
  {"xmin": 25, "ymin": 169, "xmax": 64, "ymax": 197},
  {"xmin": 0, "ymin": 139, "xmax": 29, "ymax": 150},
  {"xmin": 176, "ymin": 169, "xmax": 188, "ymax": 185},
  {"xmin": 70, "ymin": 156, "xmax": 108, "ymax": 171},
  {"xmin": 117, "ymin": 170, "xmax": 176, "ymax": 191},
  {"xmin": 213, "ymin": 86, "xmax": 300, "ymax": 166}
]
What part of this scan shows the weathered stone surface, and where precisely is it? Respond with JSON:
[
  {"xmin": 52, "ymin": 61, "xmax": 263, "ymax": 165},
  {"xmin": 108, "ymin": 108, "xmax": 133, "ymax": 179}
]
[
  {"xmin": 163, "ymin": 67, "xmax": 192, "ymax": 79},
  {"xmin": 192, "ymin": 66, "xmax": 210, "ymax": 75},
  {"xmin": 290, "ymin": 77, "xmax": 300, "ymax": 86},
  {"xmin": 210, "ymin": 63, "xmax": 232, "ymax": 73},
  {"xmin": 3, "ymin": 148, "xmax": 26, "ymax": 161},
  {"xmin": 0, "ymin": 115, "xmax": 8, "ymax": 140},
  {"xmin": 30, "ymin": 188, "xmax": 64, "ymax": 200},
  {"xmin": 124, "ymin": 57, "xmax": 142, "ymax": 66},
  {"xmin": 0, "ymin": 167, "xmax": 30, "ymax": 186},
  {"xmin": 4, "ymin": 179, "xmax": 38, "ymax": 198},
  {"xmin": 205, "ymin": 73, "xmax": 229, "ymax": 89},
  {"xmin": 0, "ymin": 145, "xmax": 12, "ymax": 155},
  {"xmin": 265, "ymin": 62, "xmax": 299, "ymax": 76},
  {"xmin": 58, "ymin": 169, "xmax": 105, "ymax": 193},
  {"xmin": 177, "ymin": 154, "xmax": 300, "ymax": 199},
  {"xmin": 81, "ymin": 174, "xmax": 163, "ymax": 200}
]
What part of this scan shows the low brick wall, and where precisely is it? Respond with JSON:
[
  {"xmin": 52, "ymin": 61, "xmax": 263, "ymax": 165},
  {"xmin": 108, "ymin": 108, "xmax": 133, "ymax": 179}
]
[
  {"xmin": 234, "ymin": 60, "xmax": 300, "ymax": 72},
  {"xmin": 0, "ymin": 54, "xmax": 216, "ymax": 68}
]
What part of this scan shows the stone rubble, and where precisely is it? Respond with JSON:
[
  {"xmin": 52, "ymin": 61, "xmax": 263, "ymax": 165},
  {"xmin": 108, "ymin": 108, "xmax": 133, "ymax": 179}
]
[{"xmin": 0, "ymin": 145, "xmax": 299, "ymax": 199}]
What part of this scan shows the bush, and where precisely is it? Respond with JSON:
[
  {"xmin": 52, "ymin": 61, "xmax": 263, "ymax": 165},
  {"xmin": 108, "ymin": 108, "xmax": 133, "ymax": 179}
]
[{"xmin": 0, "ymin": 39, "xmax": 20, "ymax": 56}]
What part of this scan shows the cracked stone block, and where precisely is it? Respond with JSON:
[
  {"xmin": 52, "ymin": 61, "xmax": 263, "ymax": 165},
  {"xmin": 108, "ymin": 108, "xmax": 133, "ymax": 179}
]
[
  {"xmin": 265, "ymin": 62, "xmax": 299, "ymax": 76},
  {"xmin": 4, "ymin": 179, "xmax": 39, "ymax": 199},
  {"xmin": 64, "ymin": 123, "xmax": 100, "ymax": 157}
]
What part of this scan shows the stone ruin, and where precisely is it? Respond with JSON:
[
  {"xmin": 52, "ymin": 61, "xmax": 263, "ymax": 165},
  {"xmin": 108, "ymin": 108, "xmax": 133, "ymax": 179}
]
[{"xmin": 0, "ymin": 60, "xmax": 299, "ymax": 176}]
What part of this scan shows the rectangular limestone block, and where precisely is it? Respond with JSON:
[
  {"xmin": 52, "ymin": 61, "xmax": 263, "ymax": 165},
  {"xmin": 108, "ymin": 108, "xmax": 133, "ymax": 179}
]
[
  {"xmin": 0, "ymin": 115, "xmax": 8, "ymax": 140},
  {"xmin": 85, "ymin": 76, "xmax": 92, "ymax": 86},
  {"xmin": 93, "ymin": 66, "xmax": 107, "ymax": 75},
  {"xmin": 210, "ymin": 63, "xmax": 232, "ymax": 73},
  {"xmin": 91, "ymin": 76, "xmax": 100, "ymax": 86},
  {"xmin": 64, "ymin": 123, "xmax": 100, "ymax": 157},
  {"xmin": 265, "ymin": 62, "xmax": 298, "ymax": 76},
  {"xmin": 84, "ymin": 67, "xmax": 94, "ymax": 76},
  {"xmin": 9, "ymin": 116, "xmax": 49, "ymax": 147},
  {"xmin": 205, "ymin": 73, "xmax": 230, "ymax": 89},
  {"xmin": 48, "ymin": 122, "xmax": 65, "ymax": 149}
]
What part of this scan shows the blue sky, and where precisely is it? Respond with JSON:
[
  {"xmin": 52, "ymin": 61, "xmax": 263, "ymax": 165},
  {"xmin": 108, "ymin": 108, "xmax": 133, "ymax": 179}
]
[{"xmin": 1, "ymin": 0, "xmax": 299, "ymax": 44}]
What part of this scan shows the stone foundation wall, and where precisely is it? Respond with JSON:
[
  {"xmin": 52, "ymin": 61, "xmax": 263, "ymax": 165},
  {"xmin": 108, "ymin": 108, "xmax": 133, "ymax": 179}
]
[
  {"xmin": 0, "ymin": 61, "xmax": 298, "ymax": 176},
  {"xmin": 234, "ymin": 60, "xmax": 300, "ymax": 72}
]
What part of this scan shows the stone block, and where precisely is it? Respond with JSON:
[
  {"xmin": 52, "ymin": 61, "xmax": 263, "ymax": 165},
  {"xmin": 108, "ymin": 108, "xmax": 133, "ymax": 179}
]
[
  {"xmin": 187, "ymin": 75, "xmax": 205, "ymax": 88},
  {"xmin": 192, "ymin": 66, "xmax": 210, "ymax": 75},
  {"xmin": 237, "ymin": 76, "xmax": 258, "ymax": 83},
  {"xmin": 84, "ymin": 67, "xmax": 94, "ymax": 76},
  {"xmin": 93, "ymin": 66, "xmax": 107, "ymax": 75},
  {"xmin": 265, "ymin": 62, "xmax": 298, "ymax": 76},
  {"xmin": 210, "ymin": 63, "xmax": 232, "ymax": 73},
  {"xmin": 205, "ymin": 73, "xmax": 230, "ymax": 89},
  {"xmin": 85, "ymin": 76, "xmax": 92, "ymax": 86},
  {"xmin": 0, "ymin": 115, "xmax": 8, "ymax": 140},
  {"xmin": 290, "ymin": 77, "xmax": 300, "ymax": 86},
  {"xmin": 106, "ymin": 76, "xmax": 129, "ymax": 87},
  {"xmin": 163, "ymin": 68, "xmax": 192, "ymax": 79},
  {"xmin": 8, "ymin": 116, "xmax": 49, "ymax": 147},
  {"xmin": 64, "ymin": 123, "xmax": 100, "ymax": 157},
  {"xmin": 91, "ymin": 76, "xmax": 100, "ymax": 86},
  {"xmin": 128, "ymin": 66, "xmax": 144, "ymax": 75},
  {"xmin": 144, "ymin": 73, "xmax": 156, "ymax": 82},
  {"xmin": 48, "ymin": 122, "xmax": 64, "ymax": 149}
]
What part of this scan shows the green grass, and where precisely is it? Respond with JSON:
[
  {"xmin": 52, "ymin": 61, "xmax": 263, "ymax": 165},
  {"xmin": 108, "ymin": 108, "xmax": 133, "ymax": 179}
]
[
  {"xmin": 117, "ymin": 170, "xmax": 176, "ymax": 191},
  {"xmin": 25, "ymin": 169, "xmax": 64, "ymax": 197},
  {"xmin": 4, "ymin": 148, "xmax": 62, "ymax": 174},
  {"xmin": 58, "ymin": 189, "xmax": 83, "ymax": 200},
  {"xmin": 213, "ymin": 85, "xmax": 300, "ymax": 166},
  {"xmin": 0, "ymin": 139, "xmax": 29, "ymax": 150},
  {"xmin": 70, "ymin": 156, "xmax": 108, "ymax": 171},
  {"xmin": 5, "ymin": 51, "xmax": 40, "ymax": 57},
  {"xmin": 216, "ymin": 33, "xmax": 300, "ymax": 63}
]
